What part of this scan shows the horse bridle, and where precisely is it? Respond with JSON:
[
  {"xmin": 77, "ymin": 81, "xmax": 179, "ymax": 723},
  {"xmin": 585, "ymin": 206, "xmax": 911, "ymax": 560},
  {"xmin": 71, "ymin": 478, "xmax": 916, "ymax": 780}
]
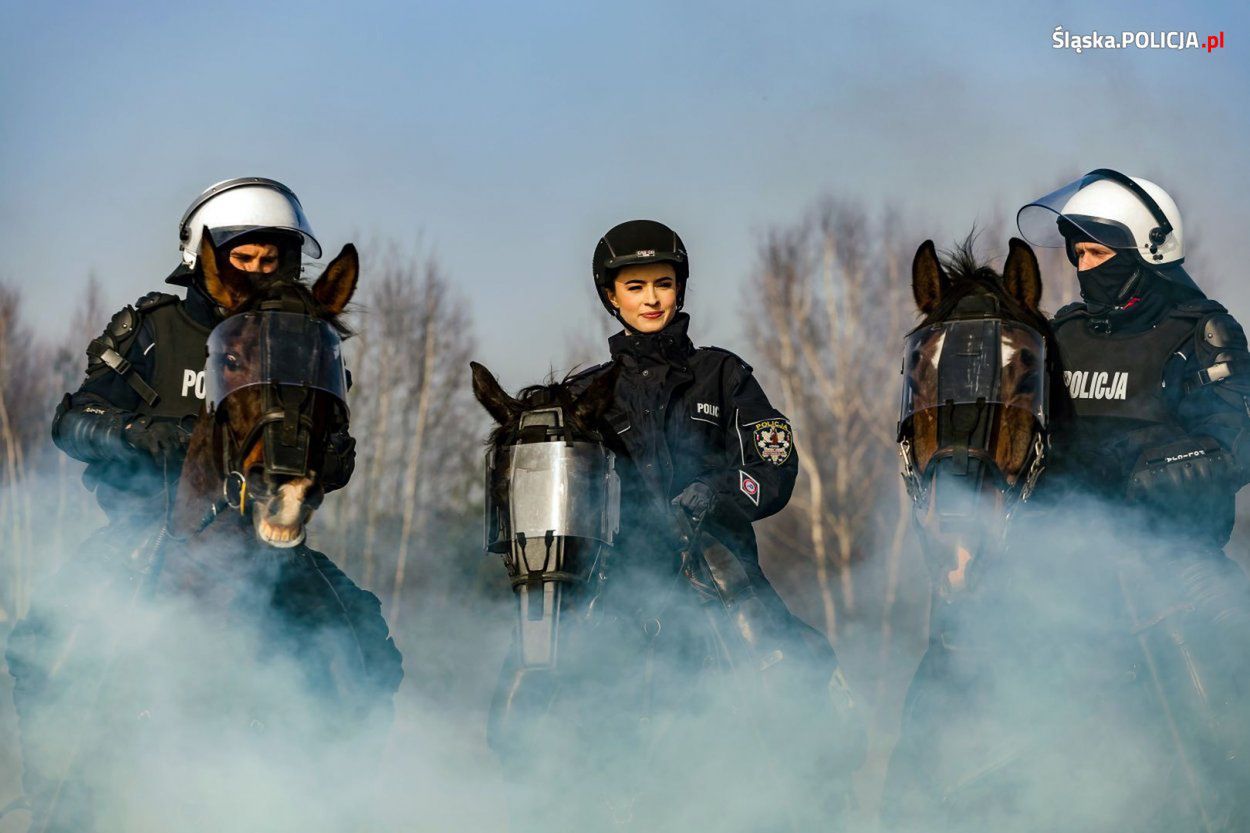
[{"xmin": 209, "ymin": 297, "xmax": 343, "ymax": 518}]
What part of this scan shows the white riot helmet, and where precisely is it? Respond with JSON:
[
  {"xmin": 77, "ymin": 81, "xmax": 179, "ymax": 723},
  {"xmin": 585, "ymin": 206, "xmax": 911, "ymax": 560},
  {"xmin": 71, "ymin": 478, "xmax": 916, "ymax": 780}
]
[
  {"xmin": 178, "ymin": 177, "xmax": 321, "ymax": 269},
  {"xmin": 1017, "ymin": 169, "xmax": 1196, "ymax": 291}
]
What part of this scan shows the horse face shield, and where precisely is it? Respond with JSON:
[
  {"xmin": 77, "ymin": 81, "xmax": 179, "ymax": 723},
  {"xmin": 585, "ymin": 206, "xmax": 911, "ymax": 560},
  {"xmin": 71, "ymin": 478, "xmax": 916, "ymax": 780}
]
[
  {"xmin": 485, "ymin": 408, "xmax": 621, "ymax": 669},
  {"xmin": 899, "ymin": 318, "xmax": 1048, "ymax": 521},
  {"xmin": 206, "ymin": 311, "xmax": 348, "ymax": 488}
]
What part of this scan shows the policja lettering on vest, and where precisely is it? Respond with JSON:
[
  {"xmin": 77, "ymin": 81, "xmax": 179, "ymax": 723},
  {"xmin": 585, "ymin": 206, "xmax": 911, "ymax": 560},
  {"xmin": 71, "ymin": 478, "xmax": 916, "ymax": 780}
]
[{"xmin": 1064, "ymin": 369, "xmax": 1129, "ymax": 400}]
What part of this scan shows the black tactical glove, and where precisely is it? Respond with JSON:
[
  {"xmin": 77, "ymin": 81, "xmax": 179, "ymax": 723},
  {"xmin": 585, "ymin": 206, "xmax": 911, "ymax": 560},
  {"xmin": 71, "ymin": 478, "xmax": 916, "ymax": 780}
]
[
  {"xmin": 123, "ymin": 416, "xmax": 192, "ymax": 462},
  {"xmin": 671, "ymin": 480, "xmax": 717, "ymax": 525},
  {"xmin": 1126, "ymin": 436, "xmax": 1233, "ymax": 508},
  {"xmin": 321, "ymin": 428, "xmax": 356, "ymax": 492}
]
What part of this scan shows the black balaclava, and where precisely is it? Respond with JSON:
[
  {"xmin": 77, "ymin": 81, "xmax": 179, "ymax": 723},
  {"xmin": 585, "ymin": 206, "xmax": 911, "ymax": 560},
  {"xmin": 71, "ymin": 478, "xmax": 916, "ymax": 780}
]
[{"xmin": 1078, "ymin": 252, "xmax": 1142, "ymax": 310}]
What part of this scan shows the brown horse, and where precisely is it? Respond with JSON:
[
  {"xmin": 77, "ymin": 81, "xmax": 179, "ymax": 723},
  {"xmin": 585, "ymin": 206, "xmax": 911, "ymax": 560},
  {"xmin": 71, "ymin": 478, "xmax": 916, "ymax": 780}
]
[
  {"xmin": 885, "ymin": 237, "xmax": 1227, "ymax": 831},
  {"xmin": 165, "ymin": 234, "xmax": 357, "ymax": 563},
  {"xmin": 899, "ymin": 236, "xmax": 1068, "ymax": 604},
  {"xmin": 10, "ymin": 235, "xmax": 402, "ymax": 833}
]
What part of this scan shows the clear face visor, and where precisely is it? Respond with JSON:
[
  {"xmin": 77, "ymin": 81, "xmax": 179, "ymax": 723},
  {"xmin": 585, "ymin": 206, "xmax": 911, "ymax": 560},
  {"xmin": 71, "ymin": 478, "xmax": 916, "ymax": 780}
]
[
  {"xmin": 205, "ymin": 312, "xmax": 348, "ymax": 410},
  {"xmin": 485, "ymin": 441, "xmax": 621, "ymax": 552},
  {"xmin": 1016, "ymin": 173, "xmax": 1180, "ymax": 261},
  {"xmin": 901, "ymin": 319, "xmax": 1047, "ymax": 426}
]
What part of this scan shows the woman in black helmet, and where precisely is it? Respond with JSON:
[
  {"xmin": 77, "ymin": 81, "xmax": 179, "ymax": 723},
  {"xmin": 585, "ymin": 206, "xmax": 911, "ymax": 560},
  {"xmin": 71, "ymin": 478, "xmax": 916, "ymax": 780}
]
[{"xmin": 571, "ymin": 218, "xmax": 864, "ymax": 813}]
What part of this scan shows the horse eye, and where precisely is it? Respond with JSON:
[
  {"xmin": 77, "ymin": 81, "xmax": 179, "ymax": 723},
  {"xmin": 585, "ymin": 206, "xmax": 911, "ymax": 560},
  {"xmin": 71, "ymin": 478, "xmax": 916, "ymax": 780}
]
[
  {"xmin": 1017, "ymin": 349, "xmax": 1037, "ymax": 368},
  {"xmin": 224, "ymin": 353, "xmax": 241, "ymax": 370}
]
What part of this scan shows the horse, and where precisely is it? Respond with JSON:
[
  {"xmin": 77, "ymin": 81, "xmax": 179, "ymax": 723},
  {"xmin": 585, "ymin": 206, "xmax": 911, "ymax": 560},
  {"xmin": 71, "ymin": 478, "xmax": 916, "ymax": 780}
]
[
  {"xmin": 885, "ymin": 236, "xmax": 1249, "ymax": 832},
  {"xmin": 470, "ymin": 361, "xmax": 860, "ymax": 833},
  {"xmin": 7, "ymin": 234, "xmax": 403, "ymax": 833}
]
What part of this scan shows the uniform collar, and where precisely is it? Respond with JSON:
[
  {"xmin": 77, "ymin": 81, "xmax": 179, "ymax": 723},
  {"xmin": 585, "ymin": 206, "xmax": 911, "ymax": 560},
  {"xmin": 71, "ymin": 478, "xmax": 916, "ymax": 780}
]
[
  {"xmin": 184, "ymin": 282, "xmax": 224, "ymax": 327},
  {"xmin": 609, "ymin": 313, "xmax": 695, "ymax": 365},
  {"xmin": 1086, "ymin": 284, "xmax": 1199, "ymax": 335}
]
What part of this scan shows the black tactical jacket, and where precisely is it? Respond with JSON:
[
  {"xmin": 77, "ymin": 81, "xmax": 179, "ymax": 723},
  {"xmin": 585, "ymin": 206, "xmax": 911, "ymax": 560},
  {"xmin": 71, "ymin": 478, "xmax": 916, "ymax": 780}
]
[
  {"xmin": 570, "ymin": 313, "xmax": 798, "ymax": 567},
  {"xmin": 1050, "ymin": 289, "xmax": 1250, "ymax": 544}
]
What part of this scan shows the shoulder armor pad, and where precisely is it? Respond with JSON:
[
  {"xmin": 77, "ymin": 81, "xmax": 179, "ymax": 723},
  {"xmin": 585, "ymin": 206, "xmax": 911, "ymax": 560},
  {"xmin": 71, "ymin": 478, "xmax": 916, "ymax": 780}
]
[
  {"xmin": 697, "ymin": 345, "xmax": 753, "ymax": 374},
  {"xmin": 134, "ymin": 291, "xmax": 179, "ymax": 312},
  {"xmin": 1172, "ymin": 298, "xmax": 1226, "ymax": 318},
  {"xmin": 105, "ymin": 305, "xmax": 139, "ymax": 341},
  {"xmin": 1051, "ymin": 302, "xmax": 1087, "ymax": 325},
  {"xmin": 1200, "ymin": 312, "xmax": 1248, "ymax": 351}
]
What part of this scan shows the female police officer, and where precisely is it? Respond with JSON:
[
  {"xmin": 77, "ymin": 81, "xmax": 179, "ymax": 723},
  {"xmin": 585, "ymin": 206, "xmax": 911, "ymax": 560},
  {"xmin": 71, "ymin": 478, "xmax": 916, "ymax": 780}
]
[{"xmin": 570, "ymin": 219, "xmax": 864, "ymax": 817}]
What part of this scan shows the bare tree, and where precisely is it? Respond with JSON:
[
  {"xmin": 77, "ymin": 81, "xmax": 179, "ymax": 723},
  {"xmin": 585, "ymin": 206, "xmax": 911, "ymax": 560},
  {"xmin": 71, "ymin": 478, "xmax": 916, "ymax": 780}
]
[
  {"xmin": 319, "ymin": 246, "xmax": 481, "ymax": 625},
  {"xmin": 745, "ymin": 201, "xmax": 915, "ymax": 644}
]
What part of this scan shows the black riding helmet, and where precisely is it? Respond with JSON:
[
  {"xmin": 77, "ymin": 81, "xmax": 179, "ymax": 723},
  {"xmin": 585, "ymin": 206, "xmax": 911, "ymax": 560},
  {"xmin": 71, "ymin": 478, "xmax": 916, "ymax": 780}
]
[{"xmin": 592, "ymin": 220, "xmax": 689, "ymax": 316}]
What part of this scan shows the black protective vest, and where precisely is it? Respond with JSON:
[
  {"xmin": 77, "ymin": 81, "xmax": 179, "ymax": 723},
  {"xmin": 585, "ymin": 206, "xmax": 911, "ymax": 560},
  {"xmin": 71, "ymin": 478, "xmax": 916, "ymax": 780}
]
[
  {"xmin": 1055, "ymin": 311, "xmax": 1196, "ymax": 425},
  {"xmin": 140, "ymin": 298, "xmax": 213, "ymax": 419}
]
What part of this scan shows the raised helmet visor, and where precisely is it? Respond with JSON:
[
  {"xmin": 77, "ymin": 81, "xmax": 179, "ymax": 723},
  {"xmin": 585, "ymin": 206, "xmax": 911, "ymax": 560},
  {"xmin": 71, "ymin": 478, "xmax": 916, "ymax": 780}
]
[{"xmin": 1016, "ymin": 170, "xmax": 1181, "ymax": 262}]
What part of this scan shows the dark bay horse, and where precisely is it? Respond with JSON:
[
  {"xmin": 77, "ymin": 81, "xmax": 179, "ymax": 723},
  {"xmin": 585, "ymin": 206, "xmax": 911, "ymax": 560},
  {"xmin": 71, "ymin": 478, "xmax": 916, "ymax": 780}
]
[
  {"xmin": 8, "ymin": 235, "xmax": 402, "ymax": 833},
  {"xmin": 471, "ymin": 361, "xmax": 859, "ymax": 833},
  {"xmin": 885, "ymin": 237, "xmax": 1247, "ymax": 832}
]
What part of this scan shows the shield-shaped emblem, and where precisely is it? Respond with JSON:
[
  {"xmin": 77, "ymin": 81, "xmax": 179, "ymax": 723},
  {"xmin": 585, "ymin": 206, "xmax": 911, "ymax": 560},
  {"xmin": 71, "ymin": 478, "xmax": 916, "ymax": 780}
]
[{"xmin": 753, "ymin": 419, "xmax": 792, "ymax": 466}]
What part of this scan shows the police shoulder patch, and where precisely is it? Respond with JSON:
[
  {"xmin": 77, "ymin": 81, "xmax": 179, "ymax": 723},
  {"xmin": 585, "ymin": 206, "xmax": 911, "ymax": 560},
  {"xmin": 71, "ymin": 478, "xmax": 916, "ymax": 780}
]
[{"xmin": 752, "ymin": 418, "xmax": 793, "ymax": 466}]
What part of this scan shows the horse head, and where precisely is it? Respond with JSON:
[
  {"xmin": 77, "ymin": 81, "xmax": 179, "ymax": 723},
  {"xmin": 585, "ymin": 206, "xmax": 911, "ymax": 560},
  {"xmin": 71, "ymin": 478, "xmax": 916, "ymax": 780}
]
[
  {"xmin": 470, "ymin": 361, "xmax": 621, "ymax": 675},
  {"xmin": 900, "ymin": 236, "xmax": 1069, "ymax": 602},
  {"xmin": 175, "ymin": 231, "xmax": 358, "ymax": 549}
]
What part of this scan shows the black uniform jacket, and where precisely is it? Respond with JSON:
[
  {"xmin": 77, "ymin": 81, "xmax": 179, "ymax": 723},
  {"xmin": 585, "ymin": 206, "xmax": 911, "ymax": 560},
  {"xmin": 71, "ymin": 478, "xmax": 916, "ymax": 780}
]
[{"xmin": 570, "ymin": 313, "xmax": 798, "ymax": 571}]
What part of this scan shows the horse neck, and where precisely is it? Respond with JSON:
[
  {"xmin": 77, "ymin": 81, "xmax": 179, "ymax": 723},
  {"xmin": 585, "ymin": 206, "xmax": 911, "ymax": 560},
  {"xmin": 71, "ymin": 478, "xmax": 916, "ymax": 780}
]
[{"xmin": 171, "ymin": 408, "xmax": 230, "ymax": 535}]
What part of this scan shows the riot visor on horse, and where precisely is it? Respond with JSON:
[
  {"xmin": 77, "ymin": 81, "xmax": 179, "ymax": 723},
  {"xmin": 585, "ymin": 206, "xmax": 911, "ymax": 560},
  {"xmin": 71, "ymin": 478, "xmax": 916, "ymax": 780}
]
[
  {"xmin": 898, "ymin": 237, "xmax": 1062, "ymax": 599},
  {"xmin": 172, "ymin": 231, "xmax": 357, "ymax": 552}
]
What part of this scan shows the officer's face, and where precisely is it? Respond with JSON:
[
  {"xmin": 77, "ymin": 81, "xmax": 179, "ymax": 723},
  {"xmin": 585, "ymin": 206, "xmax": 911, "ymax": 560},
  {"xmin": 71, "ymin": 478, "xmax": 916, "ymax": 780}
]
[
  {"xmin": 228, "ymin": 242, "xmax": 282, "ymax": 274},
  {"xmin": 607, "ymin": 263, "xmax": 678, "ymax": 333},
  {"xmin": 1074, "ymin": 241, "xmax": 1117, "ymax": 271}
]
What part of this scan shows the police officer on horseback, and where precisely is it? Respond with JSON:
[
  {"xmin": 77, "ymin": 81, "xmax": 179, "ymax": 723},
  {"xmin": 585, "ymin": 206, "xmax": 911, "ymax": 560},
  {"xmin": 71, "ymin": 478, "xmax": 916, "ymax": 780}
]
[
  {"xmin": 571, "ymin": 219, "xmax": 864, "ymax": 807},
  {"xmin": 52, "ymin": 177, "xmax": 355, "ymax": 523},
  {"xmin": 1019, "ymin": 170, "xmax": 1250, "ymax": 828},
  {"xmin": 1019, "ymin": 169, "xmax": 1250, "ymax": 542}
]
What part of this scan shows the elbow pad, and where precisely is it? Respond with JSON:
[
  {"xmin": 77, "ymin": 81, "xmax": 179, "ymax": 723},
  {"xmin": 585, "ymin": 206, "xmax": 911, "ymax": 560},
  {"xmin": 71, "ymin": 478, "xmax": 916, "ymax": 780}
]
[
  {"xmin": 51, "ymin": 397, "xmax": 138, "ymax": 464},
  {"xmin": 1186, "ymin": 314, "xmax": 1250, "ymax": 394}
]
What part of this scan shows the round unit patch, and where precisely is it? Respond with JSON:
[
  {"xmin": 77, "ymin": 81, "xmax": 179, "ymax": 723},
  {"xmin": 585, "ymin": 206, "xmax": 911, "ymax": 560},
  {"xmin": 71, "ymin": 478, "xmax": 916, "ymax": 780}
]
[{"xmin": 753, "ymin": 419, "xmax": 793, "ymax": 466}]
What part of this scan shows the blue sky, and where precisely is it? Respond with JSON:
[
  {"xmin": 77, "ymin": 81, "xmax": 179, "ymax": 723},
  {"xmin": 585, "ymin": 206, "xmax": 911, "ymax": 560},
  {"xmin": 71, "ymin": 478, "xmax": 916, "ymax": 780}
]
[{"xmin": 2, "ymin": 0, "xmax": 1247, "ymax": 388}]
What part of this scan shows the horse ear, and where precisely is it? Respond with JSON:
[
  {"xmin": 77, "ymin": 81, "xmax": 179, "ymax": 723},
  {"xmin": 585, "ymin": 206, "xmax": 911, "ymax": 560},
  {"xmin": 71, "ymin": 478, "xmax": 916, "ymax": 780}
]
[
  {"xmin": 312, "ymin": 244, "xmax": 359, "ymax": 315},
  {"xmin": 912, "ymin": 240, "xmax": 947, "ymax": 315},
  {"xmin": 573, "ymin": 364, "xmax": 620, "ymax": 425},
  {"xmin": 1003, "ymin": 237, "xmax": 1043, "ymax": 313},
  {"xmin": 199, "ymin": 228, "xmax": 253, "ymax": 311},
  {"xmin": 471, "ymin": 361, "xmax": 519, "ymax": 426}
]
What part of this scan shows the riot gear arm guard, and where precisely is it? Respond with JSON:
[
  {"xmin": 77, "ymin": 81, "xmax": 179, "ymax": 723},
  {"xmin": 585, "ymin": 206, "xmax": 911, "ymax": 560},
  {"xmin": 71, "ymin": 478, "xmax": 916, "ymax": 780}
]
[
  {"xmin": 50, "ymin": 395, "xmax": 142, "ymax": 465},
  {"xmin": 1178, "ymin": 311, "xmax": 1250, "ymax": 487},
  {"xmin": 1127, "ymin": 435, "xmax": 1234, "ymax": 507}
]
